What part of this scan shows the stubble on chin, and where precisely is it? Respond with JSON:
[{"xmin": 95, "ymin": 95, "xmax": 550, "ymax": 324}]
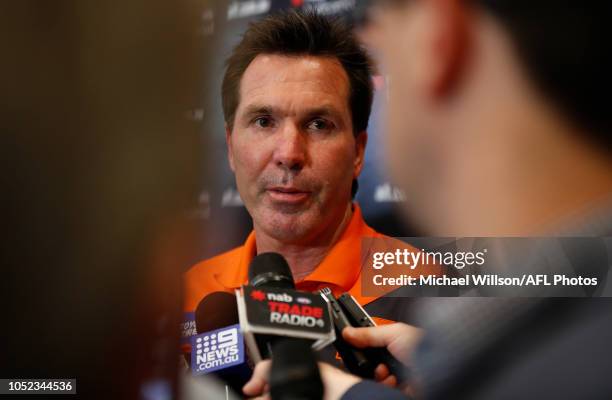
[{"xmin": 253, "ymin": 202, "xmax": 320, "ymax": 243}]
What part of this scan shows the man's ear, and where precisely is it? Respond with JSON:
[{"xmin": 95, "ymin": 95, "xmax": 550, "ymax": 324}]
[
  {"xmin": 424, "ymin": 0, "xmax": 471, "ymax": 98},
  {"xmin": 225, "ymin": 124, "xmax": 235, "ymax": 172},
  {"xmin": 353, "ymin": 131, "xmax": 368, "ymax": 178}
]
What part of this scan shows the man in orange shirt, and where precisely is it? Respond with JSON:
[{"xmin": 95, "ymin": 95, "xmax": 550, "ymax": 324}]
[{"xmin": 184, "ymin": 11, "xmax": 433, "ymax": 330}]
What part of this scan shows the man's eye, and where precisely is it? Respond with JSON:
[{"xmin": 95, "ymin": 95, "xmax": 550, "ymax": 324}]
[
  {"xmin": 253, "ymin": 116, "xmax": 273, "ymax": 128},
  {"xmin": 307, "ymin": 119, "xmax": 333, "ymax": 131}
]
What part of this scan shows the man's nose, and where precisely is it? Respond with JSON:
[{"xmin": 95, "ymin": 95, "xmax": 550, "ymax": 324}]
[{"xmin": 273, "ymin": 123, "xmax": 307, "ymax": 172}]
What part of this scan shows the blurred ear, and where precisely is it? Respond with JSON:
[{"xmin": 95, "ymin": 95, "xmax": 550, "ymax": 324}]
[
  {"xmin": 225, "ymin": 124, "xmax": 235, "ymax": 172},
  {"xmin": 353, "ymin": 131, "xmax": 368, "ymax": 178},
  {"xmin": 423, "ymin": 0, "xmax": 471, "ymax": 98}
]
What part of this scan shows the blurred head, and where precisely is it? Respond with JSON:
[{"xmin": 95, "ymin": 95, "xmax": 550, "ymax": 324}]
[
  {"xmin": 222, "ymin": 10, "xmax": 373, "ymax": 244},
  {"xmin": 1, "ymin": 2, "xmax": 200, "ymax": 398},
  {"xmin": 364, "ymin": 0, "xmax": 612, "ymax": 235}
]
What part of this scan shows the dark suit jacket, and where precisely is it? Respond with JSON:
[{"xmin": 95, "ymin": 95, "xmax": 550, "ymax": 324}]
[{"xmin": 342, "ymin": 225, "xmax": 612, "ymax": 399}]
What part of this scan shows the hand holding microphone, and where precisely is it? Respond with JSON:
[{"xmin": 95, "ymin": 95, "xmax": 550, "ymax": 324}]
[
  {"xmin": 320, "ymin": 288, "xmax": 414, "ymax": 388},
  {"xmin": 243, "ymin": 322, "xmax": 421, "ymax": 400},
  {"xmin": 240, "ymin": 252, "xmax": 420, "ymax": 398},
  {"xmin": 243, "ymin": 356, "xmax": 360, "ymax": 400},
  {"xmin": 240, "ymin": 252, "xmax": 335, "ymax": 399},
  {"xmin": 342, "ymin": 323, "xmax": 422, "ymax": 388},
  {"xmin": 342, "ymin": 323, "xmax": 422, "ymax": 367}
]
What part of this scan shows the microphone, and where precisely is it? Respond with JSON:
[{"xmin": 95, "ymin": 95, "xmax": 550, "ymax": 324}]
[
  {"xmin": 195, "ymin": 291, "xmax": 239, "ymax": 334},
  {"xmin": 237, "ymin": 252, "xmax": 335, "ymax": 363},
  {"xmin": 336, "ymin": 293, "xmax": 410, "ymax": 385},
  {"xmin": 319, "ymin": 287, "xmax": 375, "ymax": 378},
  {"xmin": 248, "ymin": 252, "xmax": 295, "ymax": 289},
  {"xmin": 270, "ymin": 339, "xmax": 324, "ymax": 400},
  {"xmin": 249, "ymin": 252, "xmax": 303, "ymax": 360},
  {"xmin": 190, "ymin": 291, "xmax": 252, "ymax": 395}
]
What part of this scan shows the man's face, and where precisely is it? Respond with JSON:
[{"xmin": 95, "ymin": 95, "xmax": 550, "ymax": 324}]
[{"xmin": 227, "ymin": 54, "xmax": 366, "ymax": 243}]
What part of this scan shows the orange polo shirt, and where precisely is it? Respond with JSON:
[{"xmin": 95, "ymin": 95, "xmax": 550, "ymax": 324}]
[{"xmin": 184, "ymin": 204, "xmax": 438, "ymax": 314}]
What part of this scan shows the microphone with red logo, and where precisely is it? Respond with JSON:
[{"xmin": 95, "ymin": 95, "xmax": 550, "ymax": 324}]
[{"xmin": 236, "ymin": 252, "xmax": 335, "ymax": 363}]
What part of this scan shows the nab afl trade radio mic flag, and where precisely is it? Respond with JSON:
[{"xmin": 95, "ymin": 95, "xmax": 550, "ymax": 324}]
[{"xmin": 236, "ymin": 285, "xmax": 335, "ymax": 363}]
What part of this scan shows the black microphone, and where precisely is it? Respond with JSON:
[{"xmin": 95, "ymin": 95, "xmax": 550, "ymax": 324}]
[
  {"xmin": 248, "ymin": 252, "xmax": 298, "ymax": 360},
  {"xmin": 319, "ymin": 287, "xmax": 375, "ymax": 378},
  {"xmin": 248, "ymin": 252, "xmax": 295, "ymax": 289},
  {"xmin": 337, "ymin": 293, "xmax": 410, "ymax": 385},
  {"xmin": 270, "ymin": 339, "xmax": 324, "ymax": 400},
  {"xmin": 242, "ymin": 252, "xmax": 334, "ymax": 362},
  {"xmin": 195, "ymin": 291, "xmax": 239, "ymax": 334},
  {"xmin": 191, "ymin": 291, "xmax": 251, "ymax": 395}
]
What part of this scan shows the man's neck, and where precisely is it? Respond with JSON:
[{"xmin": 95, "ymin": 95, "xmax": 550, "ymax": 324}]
[{"xmin": 253, "ymin": 203, "xmax": 353, "ymax": 281}]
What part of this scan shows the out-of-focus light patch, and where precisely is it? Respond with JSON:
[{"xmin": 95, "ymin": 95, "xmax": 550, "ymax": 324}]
[
  {"xmin": 140, "ymin": 379, "xmax": 172, "ymax": 400},
  {"xmin": 186, "ymin": 108, "xmax": 204, "ymax": 121},
  {"xmin": 372, "ymin": 74, "xmax": 385, "ymax": 90},
  {"xmin": 374, "ymin": 182, "xmax": 406, "ymax": 202},
  {"xmin": 227, "ymin": 0, "xmax": 271, "ymax": 20},
  {"xmin": 222, "ymin": 187, "xmax": 244, "ymax": 207}
]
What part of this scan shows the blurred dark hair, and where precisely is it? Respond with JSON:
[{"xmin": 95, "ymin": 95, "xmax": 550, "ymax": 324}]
[
  {"xmin": 480, "ymin": 1, "xmax": 611, "ymax": 150},
  {"xmin": 221, "ymin": 9, "xmax": 374, "ymax": 135}
]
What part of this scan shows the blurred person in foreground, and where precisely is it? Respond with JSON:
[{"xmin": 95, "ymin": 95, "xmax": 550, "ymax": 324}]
[
  {"xmin": 0, "ymin": 2, "xmax": 231, "ymax": 399},
  {"xmin": 184, "ymin": 10, "xmax": 438, "ymax": 342},
  {"xmin": 244, "ymin": 1, "xmax": 612, "ymax": 399}
]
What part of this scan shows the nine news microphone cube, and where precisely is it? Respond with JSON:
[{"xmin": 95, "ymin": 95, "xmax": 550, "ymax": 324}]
[
  {"xmin": 190, "ymin": 323, "xmax": 245, "ymax": 375},
  {"xmin": 236, "ymin": 285, "xmax": 335, "ymax": 363}
]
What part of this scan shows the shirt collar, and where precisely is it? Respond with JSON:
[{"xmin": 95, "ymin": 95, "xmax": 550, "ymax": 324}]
[
  {"xmin": 298, "ymin": 204, "xmax": 371, "ymax": 292},
  {"xmin": 216, "ymin": 203, "xmax": 374, "ymax": 295}
]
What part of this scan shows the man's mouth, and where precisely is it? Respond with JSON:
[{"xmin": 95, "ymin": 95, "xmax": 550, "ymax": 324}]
[{"xmin": 266, "ymin": 186, "xmax": 311, "ymax": 204}]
